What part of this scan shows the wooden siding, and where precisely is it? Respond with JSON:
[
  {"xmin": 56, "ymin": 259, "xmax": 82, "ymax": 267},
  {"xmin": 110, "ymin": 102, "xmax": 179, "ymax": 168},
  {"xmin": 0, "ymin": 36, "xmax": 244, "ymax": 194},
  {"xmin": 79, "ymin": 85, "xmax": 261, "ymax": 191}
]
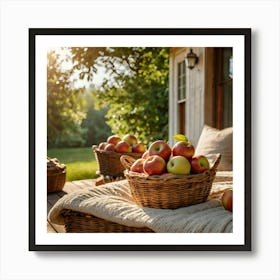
[{"xmin": 169, "ymin": 47, "xmax": 205, "ymax": 147}]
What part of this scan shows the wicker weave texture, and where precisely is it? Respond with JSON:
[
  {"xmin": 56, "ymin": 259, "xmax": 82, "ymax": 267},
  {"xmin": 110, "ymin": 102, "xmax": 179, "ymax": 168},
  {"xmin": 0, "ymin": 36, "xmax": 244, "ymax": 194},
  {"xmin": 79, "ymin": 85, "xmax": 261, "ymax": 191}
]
[
  {"xmin": 47, "ymin": 172, "xmax": 66, "ymax": 193},
  {"xmin": 121, "ymin": 154, "xmax": 221, "ymax": 209},
  {"xmin": 92, "ymin": 145, "xmax": 143, "ymax": 177},
  {"xmin": 63, "ymin": 210, "xmax": 154, "ymax": 233}
]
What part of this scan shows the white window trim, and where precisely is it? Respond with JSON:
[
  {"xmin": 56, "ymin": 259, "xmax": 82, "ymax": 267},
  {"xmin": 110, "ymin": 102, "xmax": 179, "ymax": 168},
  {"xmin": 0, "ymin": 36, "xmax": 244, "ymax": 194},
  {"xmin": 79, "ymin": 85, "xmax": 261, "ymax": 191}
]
[{"xmin": 168, "ymin": 48, "xmax": 186, "ymax": 146}]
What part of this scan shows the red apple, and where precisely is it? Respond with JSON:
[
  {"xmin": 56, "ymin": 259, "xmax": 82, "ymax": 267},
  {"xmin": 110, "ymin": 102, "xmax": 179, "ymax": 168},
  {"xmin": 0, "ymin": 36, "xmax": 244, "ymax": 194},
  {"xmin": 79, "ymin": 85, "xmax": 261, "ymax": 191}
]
[
  {"xmin": 130, "ymin": 158, "xmax": 145, "ymax": 173},
  {"xmin": 123, "ymin": 134, "xmax": 137, "ymax": 146},
  {"xmin": 98, "ymin": 142, "xmax": 107, "ymax": 150},
  {"xmin": 142, "ymin": 150, "xmax": 150, "ymax": 159},
  {"xmin": 191, "ymin": 155, "xmax": 210, "ymax": 174},
  {"xmin": 148, "ymin": 140, "xmax": 171, "ymax": 161},
  {"xmin": 115, "ymin": 140, "xmax": 132, "ymax": 153},
  {"xmin": 104, "ymin": 143, "xmax": 115, "ymax": 152},
  {"xmin": 107, "ymin": 135, "xmax": 122, "ymax": 145},
  {"xmin": 143, "ymin": 155, "xmax": 167, "ymax": 176},
  {"xmin": 167, "ymin": 156, "xmax": 191, "ymax": 175},
  {"xmin": 172, "ymin": 141, "xmax": 195, "ymax": 159},
  {"xmin": 221, "ymin": 189, "xmax": 233, "ymax": 212},
  {"xmin": 132, "ymin": 142, "xmax": 147, "ymax": 153}
]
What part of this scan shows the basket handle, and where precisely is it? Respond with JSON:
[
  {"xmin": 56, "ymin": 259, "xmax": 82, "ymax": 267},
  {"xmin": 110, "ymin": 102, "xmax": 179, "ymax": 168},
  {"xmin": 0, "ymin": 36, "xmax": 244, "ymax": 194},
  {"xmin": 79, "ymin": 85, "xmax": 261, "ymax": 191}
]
[
  {"xmin": 120, "ymin": 155, "xmax": 136, "ymax": 170},
  {"xmin": 211, "ymin": 153, "xmax": 222, "ymax": 170}
]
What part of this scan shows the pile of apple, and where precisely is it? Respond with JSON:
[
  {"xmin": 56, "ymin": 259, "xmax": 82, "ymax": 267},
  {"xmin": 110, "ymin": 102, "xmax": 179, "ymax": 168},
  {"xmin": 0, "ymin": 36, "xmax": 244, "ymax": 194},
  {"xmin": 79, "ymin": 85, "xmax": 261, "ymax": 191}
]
[
  {"xmin": 130, "ymin": 135, "xmax": 210, "ymax": 176},
  {"xmin": 98, "ymin": 134, "xmax": 147, "ymax": 154}
]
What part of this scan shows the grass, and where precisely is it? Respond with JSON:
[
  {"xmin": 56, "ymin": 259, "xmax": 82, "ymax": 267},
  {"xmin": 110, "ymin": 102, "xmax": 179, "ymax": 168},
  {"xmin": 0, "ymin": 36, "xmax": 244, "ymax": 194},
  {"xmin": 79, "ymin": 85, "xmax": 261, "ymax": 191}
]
[{"xmin": 47, "ymin": 147, "xmax": 98, "ymax": 181}]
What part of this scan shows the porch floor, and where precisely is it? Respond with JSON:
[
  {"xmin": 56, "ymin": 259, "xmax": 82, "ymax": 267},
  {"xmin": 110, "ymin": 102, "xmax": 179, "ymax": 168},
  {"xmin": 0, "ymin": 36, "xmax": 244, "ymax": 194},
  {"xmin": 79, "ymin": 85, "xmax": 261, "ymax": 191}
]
[{"xmin": 47, "ymin": 179, "xmax": 96, "ymax": 233}]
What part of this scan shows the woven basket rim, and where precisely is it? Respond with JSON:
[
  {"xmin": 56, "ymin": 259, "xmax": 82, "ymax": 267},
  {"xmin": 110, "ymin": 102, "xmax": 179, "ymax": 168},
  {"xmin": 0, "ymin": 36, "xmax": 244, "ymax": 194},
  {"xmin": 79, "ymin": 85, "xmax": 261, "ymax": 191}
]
[
  {"xmin": 47, "ymin": 170, "xmax": 66, "ymax": 176},
  {"xmin": 121, "ymin": 153, "xmax": 221, "ymax": 181},
  {"xmin": 92, "ymin": 145, "xmax": 143, "ymax": 157},
  {"xmin": 123, "ymin": 170, "xmax": 213, "ymax": 184}
]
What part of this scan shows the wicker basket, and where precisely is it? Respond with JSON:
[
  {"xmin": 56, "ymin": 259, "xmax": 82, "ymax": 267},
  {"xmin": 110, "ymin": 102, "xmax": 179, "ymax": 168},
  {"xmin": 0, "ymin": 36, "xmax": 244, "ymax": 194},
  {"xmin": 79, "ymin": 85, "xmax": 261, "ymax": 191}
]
[
  {"xmin": 47, "ymin": 172, "xmax": 66, "ymax": 193},
  {"xmin": 62, "ymin": 210, "xmax": 154, "ymax": 233},
  {"xmin": 47, "ymin": 158, "xmax": 66, "ymax": 193},
  {"xmin": 92, "ymin": 145, "xmax": 143, "ymax": 177},
  {"xmin": 120, "ymin": 153, "xmax": 221, "ymax": 209}
]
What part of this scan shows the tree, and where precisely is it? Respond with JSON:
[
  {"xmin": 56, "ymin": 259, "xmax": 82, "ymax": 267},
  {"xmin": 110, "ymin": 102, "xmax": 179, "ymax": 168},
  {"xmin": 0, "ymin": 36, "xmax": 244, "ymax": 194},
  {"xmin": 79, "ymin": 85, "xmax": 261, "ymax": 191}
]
[
  {"xmin": 81, "ymin": 91, "xmax": 112, "ymax": 146},
  {"xmin": 47, "ymin": 49, "xmax": 87, "ymax": 147},
  {"xmin": 70, "ymin": 47, "xmax": 169, "ymax": 144},
  {"xmin": 47, "ymin": 47, "xmax": 169, "ymax": 147}
]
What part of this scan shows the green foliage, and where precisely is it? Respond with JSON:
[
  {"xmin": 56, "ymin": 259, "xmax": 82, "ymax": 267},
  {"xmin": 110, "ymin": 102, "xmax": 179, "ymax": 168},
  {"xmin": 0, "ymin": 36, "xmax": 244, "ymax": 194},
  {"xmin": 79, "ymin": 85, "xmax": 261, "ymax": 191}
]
[
  {"xmin": 81, "ymin": 92, "xmax": 112, "ymax": 146},
  {"xmin": 47, "ymin": 50, "xmax": 88, "ymax": 148},
  {"xmin": 71, "ymin": 47, "xmax": 169, "ymax": 145},
  {"xmin": 47, "ymin": 47, "xmax": 169, "ymax": 148}
]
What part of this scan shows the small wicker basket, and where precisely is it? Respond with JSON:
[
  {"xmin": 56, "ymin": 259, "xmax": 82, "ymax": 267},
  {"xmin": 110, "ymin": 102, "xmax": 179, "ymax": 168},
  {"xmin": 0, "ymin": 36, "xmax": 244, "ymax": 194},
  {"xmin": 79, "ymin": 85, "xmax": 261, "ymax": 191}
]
[
  {"xmin": 120, "ymin": 153, "xmax": 221, "ymax": 209},
  {"xmin": 92, "ymin": 145, "xmax": 143, "ymax": 177},
  {"xmin": 47, "ymin": 158, "xmax": 66, "ymax": 193}
]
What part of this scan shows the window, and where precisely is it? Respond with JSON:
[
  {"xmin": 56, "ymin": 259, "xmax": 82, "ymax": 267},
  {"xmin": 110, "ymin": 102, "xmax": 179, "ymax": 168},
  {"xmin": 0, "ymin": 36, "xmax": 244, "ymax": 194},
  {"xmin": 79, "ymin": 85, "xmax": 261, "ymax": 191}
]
[
  {"xmin": 215, "ymin": 47, "xmax": 233, "ymax": 129},
  {"xmin": 177, "ymin": 60, "xmax": 186, "ymax": 134}
]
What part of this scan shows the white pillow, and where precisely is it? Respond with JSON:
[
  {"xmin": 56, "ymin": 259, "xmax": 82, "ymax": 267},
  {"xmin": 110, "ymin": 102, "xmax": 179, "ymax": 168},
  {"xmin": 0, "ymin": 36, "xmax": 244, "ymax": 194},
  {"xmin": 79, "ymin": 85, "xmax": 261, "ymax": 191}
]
[{"xmin": 195, "ymin": 125, "xmax": 233, "ymax": 171}]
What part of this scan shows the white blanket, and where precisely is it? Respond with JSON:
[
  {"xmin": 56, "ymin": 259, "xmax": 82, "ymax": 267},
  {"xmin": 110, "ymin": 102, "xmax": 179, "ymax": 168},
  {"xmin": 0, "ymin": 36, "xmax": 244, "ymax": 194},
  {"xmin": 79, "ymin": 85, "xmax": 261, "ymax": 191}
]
[{"xmin": 48, "ymin": 172, "xmax": 233, "ymax": 233}]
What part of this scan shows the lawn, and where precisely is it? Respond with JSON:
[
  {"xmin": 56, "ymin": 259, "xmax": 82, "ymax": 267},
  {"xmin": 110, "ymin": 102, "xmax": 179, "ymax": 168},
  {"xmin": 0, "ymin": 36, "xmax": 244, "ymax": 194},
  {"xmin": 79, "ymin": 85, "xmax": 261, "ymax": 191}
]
[{"xmin": 47, "ymin": 147, "xmax": 98, "ymax": 181}]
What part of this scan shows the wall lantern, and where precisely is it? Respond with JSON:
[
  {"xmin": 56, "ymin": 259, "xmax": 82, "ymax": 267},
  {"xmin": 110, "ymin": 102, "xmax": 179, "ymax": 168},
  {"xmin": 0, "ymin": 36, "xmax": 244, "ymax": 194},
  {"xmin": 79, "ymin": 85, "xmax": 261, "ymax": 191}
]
[{"xmin": 185, "ymin": 48, "xmax": 199, "ymax": 69}]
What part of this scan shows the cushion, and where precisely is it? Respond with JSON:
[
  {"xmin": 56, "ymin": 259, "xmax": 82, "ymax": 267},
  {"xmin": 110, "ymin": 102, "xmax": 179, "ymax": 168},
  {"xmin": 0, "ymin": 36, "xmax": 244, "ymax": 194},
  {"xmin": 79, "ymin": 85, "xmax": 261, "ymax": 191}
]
[{"xmin": 195, "ymin": 125, "xmax": 233, "ymax": 171}]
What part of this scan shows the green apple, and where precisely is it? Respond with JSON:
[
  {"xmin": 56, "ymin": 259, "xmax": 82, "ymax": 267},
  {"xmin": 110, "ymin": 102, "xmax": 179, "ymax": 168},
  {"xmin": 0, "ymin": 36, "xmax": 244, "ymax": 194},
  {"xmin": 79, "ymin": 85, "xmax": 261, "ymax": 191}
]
[{"xmin": 167, "ymin": 156, "xmax": 191, "ymax": 175}]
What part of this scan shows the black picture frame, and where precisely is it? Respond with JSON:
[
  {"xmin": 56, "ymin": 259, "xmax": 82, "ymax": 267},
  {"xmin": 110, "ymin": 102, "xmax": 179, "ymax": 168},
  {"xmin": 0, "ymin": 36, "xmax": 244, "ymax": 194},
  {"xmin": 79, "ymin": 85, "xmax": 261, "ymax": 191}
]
[{"xmin": 29, "ymin": 28, "xmax": 251, "ymax": 251}]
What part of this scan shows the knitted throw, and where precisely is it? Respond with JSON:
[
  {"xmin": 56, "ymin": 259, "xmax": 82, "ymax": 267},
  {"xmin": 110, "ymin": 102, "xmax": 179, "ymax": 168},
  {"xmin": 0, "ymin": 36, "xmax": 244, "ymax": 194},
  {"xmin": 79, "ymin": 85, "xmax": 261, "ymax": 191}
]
[{"xmin": 48, "ymin": 173, "xmax": 233, "ymax": 233}]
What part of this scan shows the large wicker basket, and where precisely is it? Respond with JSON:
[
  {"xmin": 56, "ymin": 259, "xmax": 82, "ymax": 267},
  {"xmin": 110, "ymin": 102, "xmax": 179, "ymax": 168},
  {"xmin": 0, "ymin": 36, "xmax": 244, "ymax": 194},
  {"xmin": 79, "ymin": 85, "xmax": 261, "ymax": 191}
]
[
  {"xmin": 62, "ymin": 210, "xmax": 154, "ymax": 233},
  {"xmin": 120, "ymin": 153, "xmax": 221, "ymax": 209},
  {"xmin": 92, "ymin": 145, "xmax": 143, "ymax": 177}
]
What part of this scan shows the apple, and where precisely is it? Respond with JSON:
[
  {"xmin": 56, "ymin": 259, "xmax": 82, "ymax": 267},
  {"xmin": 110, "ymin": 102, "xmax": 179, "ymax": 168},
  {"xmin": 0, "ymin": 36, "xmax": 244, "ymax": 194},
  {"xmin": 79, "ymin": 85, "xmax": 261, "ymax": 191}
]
[
  {"xmin": 107, "ymin": 135, "xmax": 122, "ymax": 145},
  {"xmin": 172, "ymin": 141, "xmax": 195, "ymax": 159},
  {"xmin": 221, "ymin": 189, "xmax": 233, "ymax": 212},
  {"xmin": 148, "ymin": 140, "xmax": 171, "ymax": 161},
  {"xmin": 130, "ymin": 158, "xmax": 145, "ymax": 173},
  {"xmin": 191, "ymin": 155, "xmax": 210, "ymax": 174},
  {"xmin": 167, "ymin": 156, "xmax": 191, "ymax": 175},
  {"xmin": 104, "ymin": 143, "xmax": 115, "ymax": 152},
  {"xmin": 98, "ymin": 142, "xmax": 107, "ymax": 150},
  {"xmin": 142, "ymin": 150, "xmax": 150, "ymax": 159},
  {"xmin": 143, "ymin": 155, "xmax": 167, "ymax": 176},
  {"xmin": 132, "ymin": 142, "xmax": 147, "ymax": 153},
  {"xmin": 123, "ymin": 134, "xmax": 137, "ymax": 146},
  {"xmin": 115, "ymin": 140, "xmax": 132, "ymax": 153}
]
